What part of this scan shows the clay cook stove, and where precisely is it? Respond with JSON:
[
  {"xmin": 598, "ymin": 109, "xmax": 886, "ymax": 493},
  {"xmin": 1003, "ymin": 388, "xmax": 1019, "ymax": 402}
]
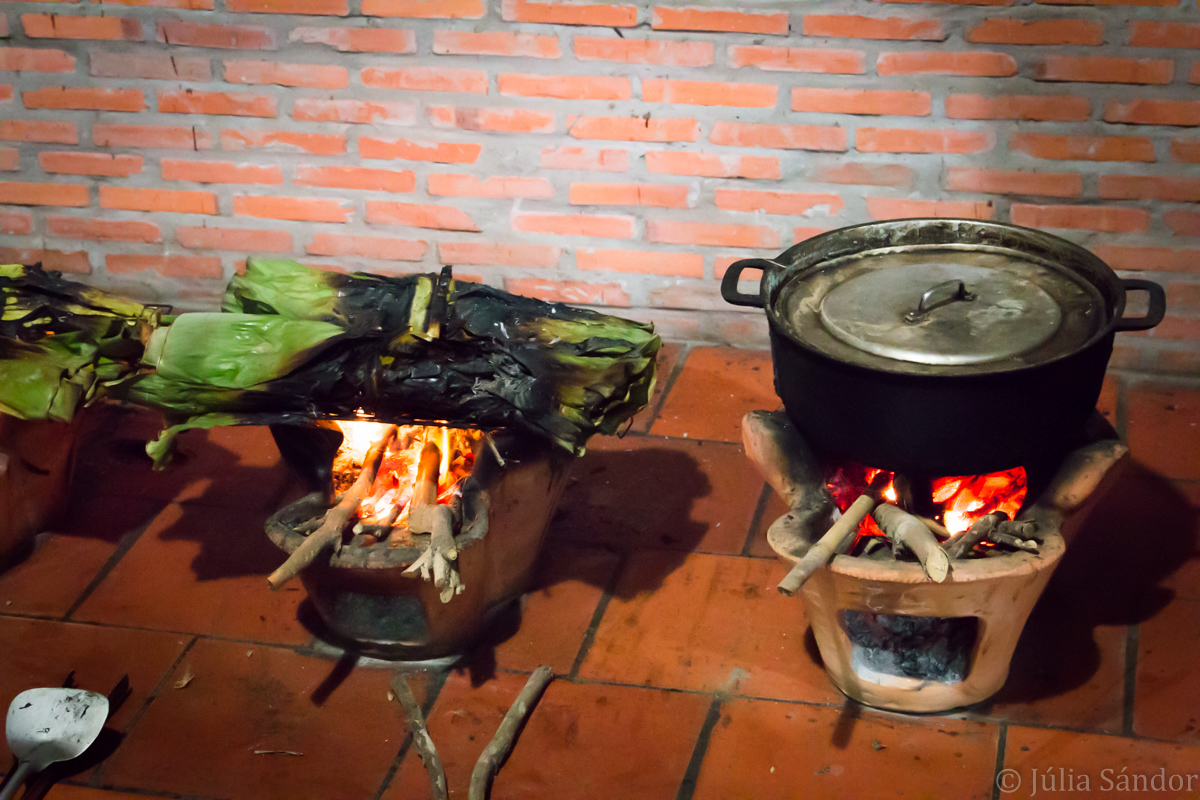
[{"xmin": 266, "ymin": 421, "xmax": 572, "ymax": 659}]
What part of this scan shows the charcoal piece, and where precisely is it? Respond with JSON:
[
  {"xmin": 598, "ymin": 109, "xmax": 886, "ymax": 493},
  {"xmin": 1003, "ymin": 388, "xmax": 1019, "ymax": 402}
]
[{"xmin": 839, "ymin": 610, "xmax": 978, "ymax": 684}]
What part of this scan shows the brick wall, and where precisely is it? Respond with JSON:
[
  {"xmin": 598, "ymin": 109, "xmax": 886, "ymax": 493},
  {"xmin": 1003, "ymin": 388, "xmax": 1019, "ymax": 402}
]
[{"xmin": 0, "ymin": 0, "xmax": 1198, "ymax": 371}]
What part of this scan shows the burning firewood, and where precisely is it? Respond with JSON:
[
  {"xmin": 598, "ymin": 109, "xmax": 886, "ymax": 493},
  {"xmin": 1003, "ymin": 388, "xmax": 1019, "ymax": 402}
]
[
  {"xmin": 942, "ymin": 513, "xmax": 1005, "ymax": 560},
  {"xmin": 403, "ymin": 441, "xmax": 464, "ymax": 603},
  {"xmin": 266, "ymin": 424, "xmax": 397, "ymax": 590},
  {"xmin": 872, "ymin": 503, "xmax": 950, "ymax": 582}
]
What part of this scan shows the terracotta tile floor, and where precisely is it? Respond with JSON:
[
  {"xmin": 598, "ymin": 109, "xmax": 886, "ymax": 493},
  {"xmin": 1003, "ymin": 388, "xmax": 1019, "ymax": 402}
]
[{"xmin": 0, "ymin": 346, "xmax": 1197, "ymax": 799}]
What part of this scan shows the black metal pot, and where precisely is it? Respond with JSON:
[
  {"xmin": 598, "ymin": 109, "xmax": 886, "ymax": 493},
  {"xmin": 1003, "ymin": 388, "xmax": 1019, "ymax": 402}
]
[{"xmin": 721, "ymin": 219, "xmax": 1165, "ymax": 476}]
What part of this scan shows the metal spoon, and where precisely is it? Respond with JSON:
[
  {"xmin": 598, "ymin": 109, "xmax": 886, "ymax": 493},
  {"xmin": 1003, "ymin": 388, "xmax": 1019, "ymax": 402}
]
[{"xmin": 0, "ymin": 688, "xmax": 109, "ymax": 800}]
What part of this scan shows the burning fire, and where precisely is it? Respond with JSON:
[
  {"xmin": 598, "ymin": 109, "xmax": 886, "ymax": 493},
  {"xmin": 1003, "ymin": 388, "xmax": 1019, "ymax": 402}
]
[
  {"xmin": 826, "ymin": 465, "xmax": 1027, "ymax": 537},
  {"xmin": 333, "ymin": 420, "xmax": 484, "ymax": 528}
]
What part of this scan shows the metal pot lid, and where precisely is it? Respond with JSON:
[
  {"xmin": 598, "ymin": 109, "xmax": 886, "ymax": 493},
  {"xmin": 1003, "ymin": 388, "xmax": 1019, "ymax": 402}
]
[{"xmin": 818, "ymin": 261, "xmax": 1062, "ymax": 366}]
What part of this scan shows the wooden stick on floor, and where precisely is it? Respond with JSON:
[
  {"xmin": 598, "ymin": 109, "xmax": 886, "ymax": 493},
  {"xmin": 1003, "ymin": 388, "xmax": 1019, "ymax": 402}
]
[
  {"xmin": 391, "ymin": 673, "xmax": 447, "ymax": 800},
  {"xmin": 468, "ymin": 666, "xmax": 554, "ymax": 800}
]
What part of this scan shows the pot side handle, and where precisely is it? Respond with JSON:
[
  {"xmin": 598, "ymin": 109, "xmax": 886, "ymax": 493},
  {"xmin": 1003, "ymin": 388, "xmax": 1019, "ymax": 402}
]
[
  {"xmin": 720, "ymin": 259, "xmax": 783, "ymax": 308},
  {"xmin": 1115, "ymin": 279, "xmax": 1166, "ymax": 332}
]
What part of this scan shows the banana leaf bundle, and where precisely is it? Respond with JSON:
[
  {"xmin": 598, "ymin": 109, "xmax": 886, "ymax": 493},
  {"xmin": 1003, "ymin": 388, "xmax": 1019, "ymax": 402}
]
[{"xmin": 0, "ymin": 260, "xmax": 660, "ymax": 463}]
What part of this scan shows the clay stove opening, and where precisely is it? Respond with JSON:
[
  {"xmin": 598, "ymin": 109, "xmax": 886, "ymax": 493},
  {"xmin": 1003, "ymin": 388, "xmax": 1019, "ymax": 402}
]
[{"xmin": 840, "ymin": 611, "xmax": 980, "ymax": 686}]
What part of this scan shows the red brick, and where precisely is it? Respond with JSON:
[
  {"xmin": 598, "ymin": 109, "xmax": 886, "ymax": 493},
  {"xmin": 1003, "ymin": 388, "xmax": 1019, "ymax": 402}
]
[
  {"xmin": 221, "ymin": 129, "xmax": 345, "ymax": 155},
  {"xmin": 577, "ymin": 248, "xmax": 704, "ymax": 277},
  {"xmin": 223, "ymin": 60, "xmax": 347, "ymax": 88},
  {"xmin": 0, "ymin": 17, "xmax": 7, "ymax": 37},
  {"xmin": 714, "ymin": 189, "xmax": 843, "ymax": 216},
  {"xmin": 646, "ymin": 220, "xmax": 780, "ymax": 249},
  {"xmin": 569, "ymin": 182, "xmax": 688, "ymax": 208},
  {"xmin": 1011, "ymin": 132, "xmax": 1155, "ymax": 162},
  {"xmin": 365, "ymin": 201, "xmax": 477, "ymax": 231},
  {"xmin": 504, "ymin": 278, "xmax": 629, "ymax": 306},
  {"xmin": 234, "ymin": 195, "xmax": 349, "ymax": 223},
  {"xmin": 437, "ymin": 241, "xmax": 561, "ymax": 268},
  {"xmin": 158, "ymin": 89, "xmax": 276, "ymax": 117},
  {"xmin": 1105, "ymin": 99, "xmax": 1200, "ymax": 127},
  {"xmin": 652, "ymin": 7, "xmax": 787, "ymax": 35},
  {"xmin": 645, "ymin": 150, "xmax": 779, "ymax": 180},
  {"xmin": 177, "ymin": 226, "xmax": 293, "ymax": 253},
  {"xmin": 1168, "ymin": 283, "xmax": 1200, "ymax": 312},
  {"xmin": 107, "ymin": 254, "xmax": 222, "ymax": 279},
  {"xmin": 23, "ymin": 86, "xmax": 143, "ymax": 111},
  {"xmin": 868, "ymin": 197, "xmax": 995, "ymax": 220},
  {"xmin": 306, "ymin": 233, "xmax": 425, "ymax": 261},
  {"xmin": 1153, "ymin": 316, "xmax": 1200, "ymax": 339},
  {"xmin": 802, "ymin": 14, "xmax": 944, "ymax": 40},
  {"xmin": 1037, "ymin": 56, "xmax": 1173, "ymax": 84},
  {"xmin": 967, "ymin": 18, "xmax": 1103, "ymax": 45},
  {"xmin": 361, "ymin": 65, "xmax": 486, "ymax": 93},
  {"xmin": 1172, "ymin": 139, "xmax": 1200, "ymax": 163},
  {"xmin": 428, "ymin": 106, "xmax": 555, "ymax": 133},
  {"xmin": 45, "ymin": 215, "xmax": 160, "ymax": 243},
  {"xmin": 498, "ymin": 73, "xmax": 629, "ymax": 101},
  {"xmin": 161, "ymin": 159, "xmax": 282, "ymax": 185},
  {"xmin": 100, "ymin": 0, "xmax": 214, "ymax": 8},
  {"xmin": 0, "ymin": 211, "xmax": 32, "ymax": 235},
  {"xmin": 0, "ymin": 46, "xmax": 75, "ymax": 72},
  {"xmin": 503, "ymin": 0, "xmax": 636, "ymax": 26},
  {"xmin": 227, "ymin": 0, "xmax": 347, "ymax": 12},
  {"xmin": 22, "ymin": 14, "xmax": 142, "ymax": 40},
  {"xmin": 946, "ymin": 167, "xmax": 1083, "ymax": 198},
  {"xmin": 539, "ymin": 146, "xmax": 627, "ymax": 172},
  {"xmin": 710, "ymin": 121, "xmax": 846, "ymax": 151},
  {"xmin": 574, "ymin": 36, "xmax": 712, "ymax": 66},
  {"xmin": 0, "ymin": 120, "xmax": 76, "ymax": 144},
  {"xmin": 39, "ymin": 151, "xmax": 141, "ymax": 176},
  {"xmin": 812, "ymin": 162, "xmax": 913, "ymax": 188},
  {"xmin": 430, "ymin": 173, "xmax": 552, "ymax": 199},
  {"xmin": 289, "ymin": 26, "xmax": 414, "ymax": 52},
  {"xmin": 1128, "ymin": 21, "xmax": 1200, "ymax": 49},
  {"xmin": 857, "ymin": 127, "xmax": 992, "ymax": 154},
  {"xmin": 100, "ymin": 186, "xmax": 216, "ymax": 214},
  {"xmin": 1010, "ymin": 203, "xmax": 1149, "ymax": 232},
  {"xmin": 569, "ymin": 116, "xmax": 698, "ymax": 143},
  {"xmin": 297, "ymin": 165, "xmax": 415, "ymax": 193},
  {"xmin": 0, "ymin": 150, "xmax": 19, "ymax": 172},
  {"xmin": 0, "ymin": 182, "xmax": 88, "ymax": 207},
  {"xmin": 1165, "ymin": 209, "xmax": 1200, "ymax": 237},
  {"xmin": 93, "ymin": 124, "xmax": 209, "ymax": 149},
  {"xmin": 359, "ymin": 136, "xmax": 481, "ymax": 163},
  {"xmin": 727, "ymin": 45, "xmax": 864, "ymax": 74},
  {"xmin": 1156, "ymin": 350, "xmax": 1200, "ymax": 373},
  {"xmin": 884, "ymin": 0, "xmax": 1013, "ymax": 5},
  {"xmin": 512, "ymin": 212, "xmax": 634, "ymax": 238},
  {"xmin": 878, "ymin": 50, "xmax": 1016, "ymax": 76},
  {"xmin": 89, "ymin": 52, "xmax": 211, "ymax": 81},
  {"xmin": 293, "ymin": 98, "xmax": 416, "ymax": 125},
  {"xmin": 360, "ymin": 0, "xmax": 484, "ymax": 17},
  {"xmin": 1099, "ymin": 175, "xmax": 1200, "ymax": 202},
  {"xmin": 946, "ymin": 93, "xmax": 1090, "ymax": 121},
  {"xmin": 1192, "ymin": 63, "xmax": 1200, "ymax": 85},
  {"xmin": 1092, "ymin": 245, "xmax": 1200, "ymax": 272},
  {"xmin": 0, "ymin": 247, "xmax": 89, "ymax": 274},
  {"xmin": 434, "ymin": 30, "xmax": 558, "ymax": 58},
  {"xmin": 0, "ymin": 85, "xmax": 9, "ymax": 102},
  {"xmin": 157, "ymin": 20, "xmax": 275, "ymax": 49},
  {"xmin": 643, "ymin": 78, "xmax": 775, "ymax": 108},
  {"xmin": 791, "ymin": 88, "xmax": 929, "ymax": 116}
]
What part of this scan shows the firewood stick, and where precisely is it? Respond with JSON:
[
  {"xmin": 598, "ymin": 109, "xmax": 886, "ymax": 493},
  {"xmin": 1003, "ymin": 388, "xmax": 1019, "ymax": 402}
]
[
  {"xmin": 268, "ymin": 425, "xmax": 397, "ymax": 590},
  {"xmin": 989, "ymin": 530, "xmax": 1039, "ymax": 552},
  {"xmin": 404, "ymin": 440, "xmax": 464, "ymax": 602},
  {"xmin": 915, "ymin": 515, "xmax": 951, "ymax": 539},
  {"xmin": 777, "ymin": 473, "xmax": 888, "ymax": 596},
  {"xmin": 390, "ymin": 674, "xmax": 447, "ymax": 800},
  {"xmin": 942, "ymin": 513, "xmax": 1004, "ymax": 560},
  {"xmin": 468, "ymin": 666, "xmax": 554, "ymax": 800},
  {"xmin": 873, "ymin": 503, "xmax": 950, "ymax": 583}
]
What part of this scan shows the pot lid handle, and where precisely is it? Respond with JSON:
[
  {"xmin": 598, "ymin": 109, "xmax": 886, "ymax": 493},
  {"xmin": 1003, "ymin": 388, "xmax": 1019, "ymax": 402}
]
[{"xmin": 904, "ymin": 280, "xmax": 977, "ymax": 324}]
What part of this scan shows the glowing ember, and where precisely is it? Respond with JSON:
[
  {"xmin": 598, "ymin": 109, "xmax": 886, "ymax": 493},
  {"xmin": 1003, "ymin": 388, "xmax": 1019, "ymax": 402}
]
[
  {"xmin": 333, "ymin": 420, "xmax": 484, "ymax": 528},
  {"xmin": 826, "ymin": 464, "xmax": 1028, "ymax": 537}
]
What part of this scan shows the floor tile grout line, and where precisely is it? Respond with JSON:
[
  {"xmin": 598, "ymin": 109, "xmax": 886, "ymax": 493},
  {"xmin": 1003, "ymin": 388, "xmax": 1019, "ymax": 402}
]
[
  {"xmin": 674, "ymin": 695, "xmax": 723, "ymax": 800},
  {"xmin": 61, "ymin": 516, "xmax": 158, "ymax": 622},
  {"xmin": 990, "ymin": 722, "xmax": 1009, "ymax": 800},
  {"xmin": 1122, "ymin": 622, "xmax": 1140, "ymax": 738},
  {"xmin": 89, "ymin": 634, "xmax": 200, "ymax": 789},
  {"xmin": 568, "ymin": 551, "xmax": 629, "ymax": 680},
  {"xmin": 372, "ymin": 668, "xmax": 449, "ymax": 800},
  {"xmin": 740, "ymin": 482, "xmax": 774, "ymax": 558},
  {"xmin": 638, "ymin": 342, "xmax": 692, "ymax": 435}
]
